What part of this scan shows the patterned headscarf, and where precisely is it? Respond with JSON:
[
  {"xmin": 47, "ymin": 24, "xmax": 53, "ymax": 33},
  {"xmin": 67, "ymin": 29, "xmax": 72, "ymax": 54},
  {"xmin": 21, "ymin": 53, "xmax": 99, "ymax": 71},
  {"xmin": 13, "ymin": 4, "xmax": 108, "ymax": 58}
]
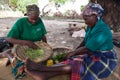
[
  {"xmin": 83, "ymin": 2, "xmax": 104, "ymax": 19},
  {"xmin": 26, "ymin": 4, "xmax": 40, "ymax": 16}
]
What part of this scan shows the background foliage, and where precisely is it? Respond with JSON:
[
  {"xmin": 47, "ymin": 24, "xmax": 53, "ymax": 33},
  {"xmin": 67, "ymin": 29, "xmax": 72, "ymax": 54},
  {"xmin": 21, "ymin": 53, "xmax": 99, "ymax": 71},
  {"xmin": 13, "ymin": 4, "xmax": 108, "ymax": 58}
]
[
  {"xmin": 8, "ymin": 0, "xmax": 38, "ymax": 13},
  {"xmin": 49, "ymin": 0, "xmax": 75, "ymax": 4}
]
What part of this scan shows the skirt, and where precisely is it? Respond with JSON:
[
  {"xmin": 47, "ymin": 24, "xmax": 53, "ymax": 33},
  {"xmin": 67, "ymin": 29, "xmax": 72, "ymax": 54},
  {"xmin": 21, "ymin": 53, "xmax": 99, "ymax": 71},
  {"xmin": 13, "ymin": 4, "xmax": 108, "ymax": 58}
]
[{"xmin": 62, "ymin": 49, "xmax": 118, "ymax": 80}]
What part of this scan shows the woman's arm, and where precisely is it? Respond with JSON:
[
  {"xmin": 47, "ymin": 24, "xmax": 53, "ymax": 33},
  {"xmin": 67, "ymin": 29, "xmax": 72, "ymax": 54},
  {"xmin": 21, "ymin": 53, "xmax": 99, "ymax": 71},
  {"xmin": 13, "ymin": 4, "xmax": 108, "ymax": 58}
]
[
  {"xmin": 76, "ymin": 40, "xmax": 85, "ymax": 49},
  {"xmin": 41, "ymin": 35, "xmax": 47, "ymax": 43},
  {"xmin": 64, "ymin": 46, "xmax": 90, "ymax": 59},
  {"xmin": 6, "ymin": 38, "xmax": 38, "ymax": 49}
]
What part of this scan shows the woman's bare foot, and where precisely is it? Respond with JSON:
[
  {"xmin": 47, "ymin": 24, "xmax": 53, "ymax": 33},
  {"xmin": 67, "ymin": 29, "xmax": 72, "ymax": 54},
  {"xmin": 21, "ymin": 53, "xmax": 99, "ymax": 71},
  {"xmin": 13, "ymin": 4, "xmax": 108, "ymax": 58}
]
[
  {"xmin": 24, "ymin": 68, "xmax": 47, "ymax": 80},
  {"xmin": 0, "ymin": 49, "xmax": 11, "ymax": 58},
  {"xmin": 0, "ymin": 49, "xmax": 13, "ymax": 66},
  {"xmin": 25, "ymin": 58, "xmax": 42, "ymax": 71}
]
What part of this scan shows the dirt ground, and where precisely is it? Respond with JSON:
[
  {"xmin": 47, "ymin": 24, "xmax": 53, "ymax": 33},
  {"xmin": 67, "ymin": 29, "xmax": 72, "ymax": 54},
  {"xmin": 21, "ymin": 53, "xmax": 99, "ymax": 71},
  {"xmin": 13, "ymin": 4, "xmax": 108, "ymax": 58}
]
[{"xmin": 0, "ymin": 17, "xmax": 120, "ymax": 80}]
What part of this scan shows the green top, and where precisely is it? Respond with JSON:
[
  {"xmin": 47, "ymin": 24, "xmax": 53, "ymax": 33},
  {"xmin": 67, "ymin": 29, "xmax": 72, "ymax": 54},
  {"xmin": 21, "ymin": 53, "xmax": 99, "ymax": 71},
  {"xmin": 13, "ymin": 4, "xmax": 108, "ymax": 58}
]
[
  {"xmin": 7, "ymin": 17, "xmax": 47, "ymax": 42},
  {"xmin": 84, "ymin": 19, "xmax": 113, "ymax": 51}
]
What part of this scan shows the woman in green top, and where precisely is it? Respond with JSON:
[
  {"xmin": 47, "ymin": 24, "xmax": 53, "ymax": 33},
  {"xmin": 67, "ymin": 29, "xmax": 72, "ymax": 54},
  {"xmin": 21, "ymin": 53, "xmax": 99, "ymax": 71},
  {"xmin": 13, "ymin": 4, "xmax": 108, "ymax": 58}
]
[
  {"xmin": 0, "ymin": 4, "xmax": 47, "ymax": 79},
  {"xmin": 24, "ymin": 3, "xmax": 118, "ymax": 80},
  {"xmin": 1, "ymin": 4, "xmax": 47, "ymax": 62},
  {"xmin": 7, "ymin": 4, "xmax": 47, "ymax": 48}
]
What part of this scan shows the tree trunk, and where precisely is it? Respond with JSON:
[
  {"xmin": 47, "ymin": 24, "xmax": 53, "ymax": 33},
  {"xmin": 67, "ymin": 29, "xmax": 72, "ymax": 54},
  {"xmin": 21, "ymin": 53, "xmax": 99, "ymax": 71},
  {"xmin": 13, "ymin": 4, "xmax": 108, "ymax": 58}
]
[{"xmin": 90, "ymin": 0, "xmax": 120, "ymax": 32}]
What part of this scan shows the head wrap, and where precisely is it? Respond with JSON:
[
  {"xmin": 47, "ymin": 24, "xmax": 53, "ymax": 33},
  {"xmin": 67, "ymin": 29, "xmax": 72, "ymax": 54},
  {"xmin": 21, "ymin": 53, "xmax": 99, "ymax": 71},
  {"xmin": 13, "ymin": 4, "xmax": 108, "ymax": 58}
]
[
  {"xmin": 83, "ymin": 2, "xmax": 104, "ymax": 19},
  {"xmin": 26, "ymin": 4, "xmax": 40, "ymax": 16}
]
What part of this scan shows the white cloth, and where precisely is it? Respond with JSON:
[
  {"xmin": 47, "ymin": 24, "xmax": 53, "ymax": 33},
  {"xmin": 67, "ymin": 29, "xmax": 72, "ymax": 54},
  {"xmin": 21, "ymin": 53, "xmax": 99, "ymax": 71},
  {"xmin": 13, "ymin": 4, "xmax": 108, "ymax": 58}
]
[{"xmin": 72, "ymin": 29, "xmax": 86, "ymax": 38}]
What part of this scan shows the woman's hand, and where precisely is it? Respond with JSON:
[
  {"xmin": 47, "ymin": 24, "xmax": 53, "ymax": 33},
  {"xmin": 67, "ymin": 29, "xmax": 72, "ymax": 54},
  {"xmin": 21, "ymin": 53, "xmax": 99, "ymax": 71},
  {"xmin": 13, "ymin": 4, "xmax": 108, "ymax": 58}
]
[
  {"xmin": 23, "ymin": 40, "xmax": 38, "ymax": 49},
  {"xmin": 63, "ymin": 51, "xmax": 76, "ymax": 60}
]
